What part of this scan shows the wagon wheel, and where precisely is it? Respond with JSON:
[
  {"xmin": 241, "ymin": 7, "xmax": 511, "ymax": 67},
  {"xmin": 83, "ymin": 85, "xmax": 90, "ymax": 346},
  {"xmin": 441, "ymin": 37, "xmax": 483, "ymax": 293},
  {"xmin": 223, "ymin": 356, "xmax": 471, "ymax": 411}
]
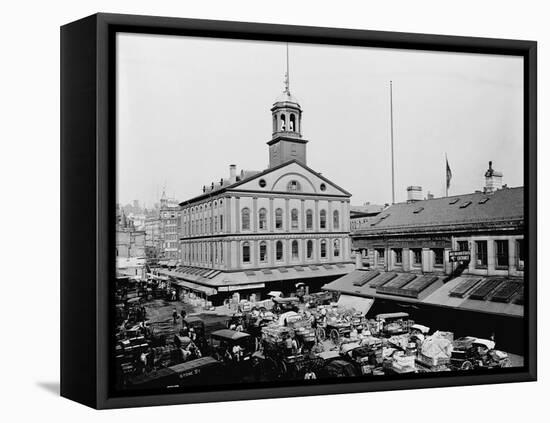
[
  {"xmin": 330, "ymin": 329, "xmax": 340, "ymax": 345},
  {"xmin": 279, "ymin": 360, "xmax": 288, "ymax": 378},
  {"xmin": 316, "ymin": 327, "xmax": 326, "ymax": 341},
  {"xmin": 461, "ymin": 360, "xmax": 473, "ymax": 370},
  {"xmin": 254, "ymin": 337, "xmax": 261, "ymax": 352}
]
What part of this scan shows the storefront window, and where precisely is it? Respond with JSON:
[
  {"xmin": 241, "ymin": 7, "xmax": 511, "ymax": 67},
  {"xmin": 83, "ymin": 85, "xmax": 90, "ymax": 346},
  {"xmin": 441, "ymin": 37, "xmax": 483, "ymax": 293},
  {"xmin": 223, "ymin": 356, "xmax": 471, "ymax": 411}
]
[
  {"xmin": 393, "ymin": 248, "xmax": 402, "ymax": 265},
  {"xmin": 412, "ymin": 249, "xmax": 422, "ymax": 266},
  {"xmin": 433, "ymin": 248, "xmax": 444, "ymax": 266},
  {"xmin": 495, "ymin": 240, "xmax": 509, "ymax": 268},
  {"xmin": 475, "ymin": 240, "xmax": 488, "ymax": 268}
]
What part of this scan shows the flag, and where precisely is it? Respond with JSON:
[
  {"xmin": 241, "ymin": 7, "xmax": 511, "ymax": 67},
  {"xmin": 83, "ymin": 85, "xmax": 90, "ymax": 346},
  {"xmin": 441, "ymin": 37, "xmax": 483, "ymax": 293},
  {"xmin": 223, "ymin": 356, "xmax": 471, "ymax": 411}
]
[{"xmin": 446, "ymin": 156, "xmax": 452, "ymax": 190}]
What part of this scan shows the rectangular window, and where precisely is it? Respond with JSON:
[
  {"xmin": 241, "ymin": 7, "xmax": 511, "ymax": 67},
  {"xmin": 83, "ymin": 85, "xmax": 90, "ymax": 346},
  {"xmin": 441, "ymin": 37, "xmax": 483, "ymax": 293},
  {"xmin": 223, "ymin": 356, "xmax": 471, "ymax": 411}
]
[
  {"xmin": 475, "ymin": 240, "xmax": 488, "ymax": 268},
  {"xmin": 516, "ymin": 239, "xmax": 524, "ymax": 270},
  {"xmin": 412, "ymin": 249, "xmax": 422, "ymax": 266},
  {"xmin": 457, "ymin": 240, "xmax": 469, "ymax": 252},
  {"xmin": 259, "ymin": 243, "xmax": 267, "ymax": 262},
  {"xmin": 220, "ymin": 215, "xmax": 223, "ymax": 230},
  {"xmin": 376, "ymin": 248, "xmax": 385, "ymax": 265},
  {"xmin": 242, "ymin": 243, "xmax": 250, "ymax": 263},
  {"xmin": 495, "ymin": 240, "xmax": 509, "ymax": 268},
  {"xmin": 393, "ymin": 248, "xmax": 402, "ymax": 265},
  {"xmin": 433, "ymin": 248, "xmax": 444, "ymax": 266}
]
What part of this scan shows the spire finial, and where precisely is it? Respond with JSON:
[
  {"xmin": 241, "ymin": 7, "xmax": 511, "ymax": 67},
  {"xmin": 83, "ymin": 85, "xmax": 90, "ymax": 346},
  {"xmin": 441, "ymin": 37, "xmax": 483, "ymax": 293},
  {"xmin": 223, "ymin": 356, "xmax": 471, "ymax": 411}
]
[{"xmin": 284, "ymin": 43, "xmax": 290, "ymax": 94}]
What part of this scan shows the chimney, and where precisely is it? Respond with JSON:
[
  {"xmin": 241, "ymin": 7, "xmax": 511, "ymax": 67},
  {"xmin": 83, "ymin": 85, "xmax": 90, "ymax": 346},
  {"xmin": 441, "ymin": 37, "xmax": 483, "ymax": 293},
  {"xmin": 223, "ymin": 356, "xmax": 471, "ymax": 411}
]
[
  {"xmin": 484, "ymin": 161, "xmax": 503, "ymax": 194},
  {"xmin": 407, "ymin": 186, "xmax": 422, "ymax": 203},
  {"xmin": 229, "ymin": 164, "xmax": 237, "ymax": 184}
]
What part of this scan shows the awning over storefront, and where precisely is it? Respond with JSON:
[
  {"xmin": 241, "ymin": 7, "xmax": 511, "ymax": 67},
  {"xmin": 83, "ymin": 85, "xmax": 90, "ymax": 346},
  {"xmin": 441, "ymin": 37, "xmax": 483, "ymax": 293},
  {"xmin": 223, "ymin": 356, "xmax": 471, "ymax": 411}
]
[
  {"xmin": 218, "ymin": 283, "xmax": 266, "ymax": 292},
  {"xmin": 171, "ymin": 280, "xmax": 217, "ymax": 296},
  {"xmin": 336, "ymin": 294, "xmax": 375, "ymax": 314},
  {"xmin": 158, "ymin": 262, "xmax": 355, "ymax": 291}
]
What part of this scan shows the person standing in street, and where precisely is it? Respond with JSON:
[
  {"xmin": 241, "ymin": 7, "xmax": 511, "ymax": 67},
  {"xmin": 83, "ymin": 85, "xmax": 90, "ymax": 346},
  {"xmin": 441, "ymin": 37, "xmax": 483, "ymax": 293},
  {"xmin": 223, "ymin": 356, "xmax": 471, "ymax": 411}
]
[{"xmin": 172, "ymin": 308, "xmax": 178, "ymax": 325}]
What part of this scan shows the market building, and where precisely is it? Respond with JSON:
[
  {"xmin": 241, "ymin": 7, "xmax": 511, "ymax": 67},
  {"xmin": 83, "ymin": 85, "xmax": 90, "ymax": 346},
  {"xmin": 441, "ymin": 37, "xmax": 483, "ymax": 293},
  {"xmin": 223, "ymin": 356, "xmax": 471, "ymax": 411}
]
[
  {"xmin": 162, "ymin": 72, "xmax": 354, "ymax": 304},
  {"xmin": 323, "ymin": 162, "xmax": 525, "ymax": 354}
]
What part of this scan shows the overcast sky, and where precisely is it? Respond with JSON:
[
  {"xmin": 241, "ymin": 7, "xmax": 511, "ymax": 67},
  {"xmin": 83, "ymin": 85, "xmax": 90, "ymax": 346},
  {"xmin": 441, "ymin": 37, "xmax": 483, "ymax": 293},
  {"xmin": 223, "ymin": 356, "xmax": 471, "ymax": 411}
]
[{"xmin": 116, "ymin": 33, "xmax": 523, "ymax": 208}]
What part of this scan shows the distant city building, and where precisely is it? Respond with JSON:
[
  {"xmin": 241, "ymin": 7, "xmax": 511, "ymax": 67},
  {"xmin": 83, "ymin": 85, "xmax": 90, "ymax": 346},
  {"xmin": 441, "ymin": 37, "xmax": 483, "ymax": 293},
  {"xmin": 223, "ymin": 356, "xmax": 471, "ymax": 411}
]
[
  {"xmin": 115, "ymin": 205, "xmax": 147, "ymax": 279},
  {"xmin": 349, "ymin": 203, "xmax": 385, "ymax": 231},
  {"xmin": 159, "ymin": 190, "xmax": 180, "ymax": 262}
]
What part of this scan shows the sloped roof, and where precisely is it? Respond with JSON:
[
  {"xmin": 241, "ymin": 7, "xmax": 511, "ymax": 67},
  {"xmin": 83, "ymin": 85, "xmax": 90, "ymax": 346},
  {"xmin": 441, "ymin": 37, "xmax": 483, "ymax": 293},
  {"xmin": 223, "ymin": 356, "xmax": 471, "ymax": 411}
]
[
  {"xmin": 180, "ymin": 159, "xmax": 352, "ymax": 206},
  {"xmin": 322, "ymin": 271, "xmax": 524, "ymax": 317},
  {"xmin": 355, "ymin": 187, "xmax": 523, "ymax": 234}
]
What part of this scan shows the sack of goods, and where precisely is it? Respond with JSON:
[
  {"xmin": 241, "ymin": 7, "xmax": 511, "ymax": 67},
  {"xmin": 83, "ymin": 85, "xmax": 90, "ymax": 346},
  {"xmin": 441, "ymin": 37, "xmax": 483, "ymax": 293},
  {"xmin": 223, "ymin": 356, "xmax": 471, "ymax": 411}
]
[{"xmin": 420, "ymin": 333, "xmax": 453, "ymax": 365}]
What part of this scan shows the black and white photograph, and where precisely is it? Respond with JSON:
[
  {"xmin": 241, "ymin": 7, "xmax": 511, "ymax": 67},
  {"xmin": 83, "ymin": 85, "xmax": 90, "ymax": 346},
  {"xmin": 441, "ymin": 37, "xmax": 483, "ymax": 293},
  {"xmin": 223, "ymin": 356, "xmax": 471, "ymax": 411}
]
[{"xmin": 113, "ymin": 32, "xmax": 528, "ymax": 394}]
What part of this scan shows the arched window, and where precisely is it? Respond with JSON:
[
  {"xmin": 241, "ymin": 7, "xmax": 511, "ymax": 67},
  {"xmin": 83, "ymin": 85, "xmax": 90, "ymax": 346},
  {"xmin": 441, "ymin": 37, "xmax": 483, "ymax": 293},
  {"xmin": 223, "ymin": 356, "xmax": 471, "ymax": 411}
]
[
  {"xmin": 291, "ymin": 240, "xmax": 299, "ymax": 260},
  {"xmin": 273, "ymin": 115, "xmax": 277, "ymax": 133},
  {"xmin": 333, "ymin": 210, "xmax": 340, "ymax": 229},
  {"xmin": 259, "ymin": 208, "xmax": 267, "ymax": 230},
  {"xmin": 220, "ymin": 215, "xmax": 223, "ymax": 230},
  {"xmin": 280, "ymin": 113, "xmax": 286, "ymax": 131},
  {"xmin": 275, "ymin": 208, "xmax": 283, "ymax": 229},
  {"xmin": 289, "ymin": 114, "xmax": 296, "ymax": 131},
  {"xmin": 276, "ymin": 241, "xmax": 284, "ymax": 261},
  {"xmin": 242, "ymin": 242, "xmax": 250, "ymax": 263},
  {"xmin": 306, "ymin": 209, "xmax": 313, "ymax": 229},
  {"xmin": 320, "ymin": 210, "xmax": 327, "ymax": 229},
  {"xmin": 259, "ymin": 241, "xmax": 267, "ymax": 262},
  {"xmin": 320, "ymin": 239, "xmax": 327, "ymax": 258},
  {"xmin": 287, "ymin": 180, "xmax": 301, "ymax": 192},
  {"xmin": 291, "ymin": 208, "xmax": 299, "ymax": 229},
  {"xmin": 241, "ymin": 208, "xmax": 250, "ymax": 230},
  {"xmin": 333, "ymin": 239, "xmax": 340, "ymax": 257},
  {"xmin": 307, "ymin": 240, "xmax": 313, "ymax": 259}
]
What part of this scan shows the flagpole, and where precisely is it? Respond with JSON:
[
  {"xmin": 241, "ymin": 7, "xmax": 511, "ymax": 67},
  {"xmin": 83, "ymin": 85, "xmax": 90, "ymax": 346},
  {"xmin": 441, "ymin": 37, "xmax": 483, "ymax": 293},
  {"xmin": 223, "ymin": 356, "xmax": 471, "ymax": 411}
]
[
  {"xmin": 445, "ymin": 153, "xmax": 448, "ymax": 197},
  {"xmin": 390, "ymin": 81, "xmax": 395, "ymax": 205}
]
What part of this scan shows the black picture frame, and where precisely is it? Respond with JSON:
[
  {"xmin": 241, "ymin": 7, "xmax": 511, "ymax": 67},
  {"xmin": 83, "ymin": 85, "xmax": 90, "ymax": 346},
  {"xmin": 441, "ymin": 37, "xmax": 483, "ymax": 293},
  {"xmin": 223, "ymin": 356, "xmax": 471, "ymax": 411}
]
[{"xmin": 60, "ymin": 12, "xmax": 537, "ymax": 409}]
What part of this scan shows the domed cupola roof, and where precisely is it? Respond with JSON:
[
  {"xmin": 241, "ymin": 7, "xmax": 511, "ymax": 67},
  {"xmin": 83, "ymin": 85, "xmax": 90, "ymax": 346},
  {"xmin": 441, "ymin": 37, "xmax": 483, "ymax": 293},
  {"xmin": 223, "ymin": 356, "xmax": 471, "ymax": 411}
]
[{"xmin": 274, "ymin": 88, "xmax": 300, "ymax": 107}]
